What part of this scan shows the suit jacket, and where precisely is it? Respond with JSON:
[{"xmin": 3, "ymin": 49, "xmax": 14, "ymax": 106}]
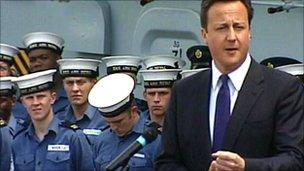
[{"xmin": 155, "ymin": 59, "xmax": 304, "ymax": 171}]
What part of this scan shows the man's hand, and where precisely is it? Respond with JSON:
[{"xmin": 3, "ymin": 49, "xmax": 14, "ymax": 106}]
[{"xmin": 208, "ymin": 151, "xmax": 245, "ymax": 171}]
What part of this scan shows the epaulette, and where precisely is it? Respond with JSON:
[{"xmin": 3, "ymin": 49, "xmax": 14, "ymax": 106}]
[
  {"xmin": 145, "ymin": 121, "xmax": 162, "ymax": 134},
  {"xmin": 13, "ymin": 118, "xmax": 31, "ymax": 138},
  {"xmin": 157, "ymin": 127, "xmax": 163, "ymax": 134},
  {"xmin": 13, "ymin": 126, "xmax": 28, "ymax": 139},
  {"xmin": 60, "ymin": 120, "xmax": 80, "ymax": 131},
  {"xmin": 0, "ymin": 119, "xmax": 7, "ymax": 128},
  {"xmin": 16, "ymin": 118, "xmax": 30, "ymax": 128}
]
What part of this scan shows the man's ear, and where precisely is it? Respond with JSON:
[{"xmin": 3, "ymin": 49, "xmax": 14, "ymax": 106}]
[
  {"xmin": 91, "ymin": 78, "xmax": 97, "ymax": 84},
  {"xmin": 56, "ymin": 53, "xmax": 62, "ymax": 60},
  {"xmin": 143, "ymin": 90, "xmax": 147, "ymax": 100},
  {"xmin": 201, "ymin": 28, "xmax": 208, "ymax": 45},
  {"xmin": 50, "ymin": 91, "xmax": 57, "ymax": 104},
  {"xmin": 131, "ymin": 105, "xmax": 139, "ymax": 116},
  {"xmin": 20, "ymin": 97, "xmax": 26, "ymax": 108},
  {"xmin": 11, "ymin": 96, "xmax": 16, "ymax": 106}
]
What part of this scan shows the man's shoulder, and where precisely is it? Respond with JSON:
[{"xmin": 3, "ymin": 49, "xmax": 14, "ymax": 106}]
[
  {"xmin": 173, "ymin": 68, "xmax": 210, "ymax": 92},
  {"xmin": 97, "ymin": 128, "xmax": 113, "ymax": 140},
  {"xmin": 248, "ymin": 63, "xmax": 303, "ymax": 96},
  {"xmin": 92, "ymin": 129, "xmax": 115, "ymax": 148},
  {"xmin": 59, "ymin": 120, "xmax": 81, "ymax": 132},
  {"xmin": 258, "ymin": 63, "xmax": 300, "ymax": 84},
  {"xmin": 11, "ymin": 128, "xmax": 28, "ymax": 147},
  {"xmin": 57, "ymin": 120, "xmax": 88, "ymax": 139}
]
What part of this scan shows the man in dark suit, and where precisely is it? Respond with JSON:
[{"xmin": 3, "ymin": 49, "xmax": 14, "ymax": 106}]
[{"xmin": 155, "ymin": 0, "xmax": 304, "ymax": 171}]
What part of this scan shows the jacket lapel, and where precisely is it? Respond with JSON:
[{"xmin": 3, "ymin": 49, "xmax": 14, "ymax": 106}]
[
  {"xmin": 194, "ymin": 70, "xmax": 213, "ymax": 153},
  {"xmin": 222, "ymin": 60, "xmax": 264, "ymax": 150}
]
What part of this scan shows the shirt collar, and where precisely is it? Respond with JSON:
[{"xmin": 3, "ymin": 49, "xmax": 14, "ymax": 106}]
[
  {"xmin": 228, "ymin": 54, "xmax": 251, "ymax": 91},
  {"xmin": 65, "ymin": 106, "xmax": 76, "ymax": 122},
  {"xmin": 26, "ymin": 123, "xmax": 35, "ymax": 137},
  {"xmin": 113, "ymin": 113, "xmax": 146, "ymax": 139},
  {"xmin": 26, "ymin": 117, "xmax": 60, "ymax": 137},
  {"xmin": 66, "ymin": 104, "xmax": 95, "ymax": 121},
  {"xmin": 48, "ymin": 117, "xmax": 60, "ymax": 134},
  {"xmin": 211, "ymin": 62, "xmax": 223, "ymax": 90},
  {"xmin": 8, "ymin": 115, "xmax": 16, "ymax": 131},
  {"xmin": 131, "ymin": 113, "xmax": 146, "ymax": 134},
  {"xmin": 57, "ymin": 87, "xmax": 68, "ymax": 99},
  {"xmin": 84, "ymin": 104, "xmax": 97, "ymax": 120},
  {"xmin": 140, "ymin": 109, "xmax": 150, "ymax": 120},
  {"xmin": 212, "ymin": 53, "xmax": 251, "ymax": 91}
]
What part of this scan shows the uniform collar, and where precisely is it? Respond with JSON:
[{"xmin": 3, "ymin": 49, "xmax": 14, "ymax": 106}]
[
  {"xmin": 131, "ymin": 113, "xmax": 146, "ymax": 134},
  {"xmin": 84, "ymin": 104, "xmax": 97, "ymax": 120},
  {"xmin": 114, "ymin": 113, "xmax": 146, "ymax": 137},
  {"xmin": 57, "ymin": 87, "xmax": 67, "ymax": 99},
  {"xmin": 141, "ymin": 109, "xmax": 150, "ymax": 121},
  {"xmin": 8, "ymin": 115, "xmax": 16, "ymax": 132},
  {"xmin": 27, "ymin": 116, "xmax": 60, "ymax": 137},
  {"xmin": 66, "ymin": 104, "xmax": 95, "ymax": 121},
  {"xmin": 48, "ymin": 117, "xmax": 60, "ymax": 134}
]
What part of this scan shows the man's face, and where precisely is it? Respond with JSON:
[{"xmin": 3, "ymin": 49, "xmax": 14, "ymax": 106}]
[
  {"xmin": 63, "ymin": 77, "xmax": 96, "ymax": 107},
  {"xmin": 103, "ymin": 106, "xmax": 138, "ymax": 137},
  {"xmin": 0, "ymin": 61, "xmax": 11, "ymax": 77},
  {"xmin": 0, "ymin": 95, "xmax": 14, "ymax": 121},
  {"xmin": 28, "ymin": 49, "xmax": 59, "ymax": 72},
  {"xmin": 21, "ymin": 90, "xmax": 56, "ymax": 121},
  {"xmin": 144, "ymin": 87, "xmax": 171, "ymax": 118},
  {"xmin": 202, "ymin": 1, "xmax": 251, "ymax": 74}
]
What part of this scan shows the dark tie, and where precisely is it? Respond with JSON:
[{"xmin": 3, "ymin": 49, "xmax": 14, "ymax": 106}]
[{"xmin": 212, "ymin": 75, "xmax": 230, "ymax": 152}]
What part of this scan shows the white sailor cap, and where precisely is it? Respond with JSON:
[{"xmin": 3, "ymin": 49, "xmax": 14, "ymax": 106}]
[
  {"xmin": 140, "ymin": 69, "xmax": 181, "ymax": 88},
  {"xmin": 0, "ymin": 77, "xmax": 16, "ymax": 96},
  {"xmin": 88, "ymin": 73, "xmax": 135, "ymax": 117},
  {"xmin": 0, "ymin": 44, "xmax": 19, "ymax": 65},
  {"xmin": 180, "ymin": 68, "xmax": 208, "ymax": 79},
  {"xmin": 102, "ymin": 56, "xmax": 142, "ymax": 75},
  {"xmin": 23, "ymin": 32, "xmax": 65, "ymax": 54},
  {"xmin": 276, "ymin": 63, "xmax": 304, "ymax": 83},
  {"xmin": 276, "ymin": 63, "xmax": 304, "ymax": 76},
  {"xmin": 14, "ymin": 69, "xmax": 56, "ymax": 96},
  {"xmin": 143, "ymin": 55, "xmax": 186, "ymax": 70},
  {"xmin": 58, "ymin": 58, "xmax": 101, "ymax": 78}
]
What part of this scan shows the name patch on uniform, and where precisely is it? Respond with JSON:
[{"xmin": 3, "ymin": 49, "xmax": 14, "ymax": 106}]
[
  {"xmin": 47, "ymin": 145, "xmax": 70, "ymax": 151},
  {"xmin": 83, "ymin": 129, "xmax": 102, "ymax": 136},
  {"xmin": 133, "ymin": 153, "xmax": 145, "ymax": 158}
]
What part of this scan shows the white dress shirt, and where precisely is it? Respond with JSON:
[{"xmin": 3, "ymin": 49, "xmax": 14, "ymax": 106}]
[{"xmin": 209, "ymin": 54, "xmax": 251, "ymax": 143}]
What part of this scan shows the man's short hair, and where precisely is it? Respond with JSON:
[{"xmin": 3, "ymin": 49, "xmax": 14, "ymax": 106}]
[{"xmin": 200, "ymin": 0, "xmax": 254, "ymax": 29}]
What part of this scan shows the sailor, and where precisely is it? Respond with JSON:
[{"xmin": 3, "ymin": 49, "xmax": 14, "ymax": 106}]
[
  {"xmin": 260, "ymin": 57, "xmax": 303, "ymax": 83},
  {"xmin": 22, "ymin": 31, "xmax": 69, "ymax": 115},
  {"xmin": 89, "ymin": 73, "xmax": 158, "ymax": 171},
  {"xmin": 57, "ymin": 58, "xmax": 107, "ymax": 143},
  {"xmin": 102, "ymin": 55, "xmax": 148, "ymax": 112},
  {"xmin": 0, "ymin": 43, "xmax": 19, "ymax": 77},
  {"xmin": 260, "ymin": 56, "xmax": 301, "ymax": 69},
  {"xmin": 0, "ymin": 77, "xmax": 16, "ymax": 171},
  {"xmin": 139, "ymin": 68, "xmax": 181, "ymax": 126},
  {"xmin": 142, "ymin": 54, "xmax": 186, "ymax": 70},
  {"xmin": 0, "ymin": 44, "xmax": 30, "ymax": 134},
  {"xmin": 12, "ymin": 69, "xmax": 94, "ymax": 170},
  {"xmin": 180, "ymin": 45, "xmax": 212, "ymax": 78},
  {"xmin": 141, "ymin": 55, "xmax": 184, "ymax": 125},
  {"xmin": 0, "ymin": 117, "xmax": 11, "ymax": 171}
]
